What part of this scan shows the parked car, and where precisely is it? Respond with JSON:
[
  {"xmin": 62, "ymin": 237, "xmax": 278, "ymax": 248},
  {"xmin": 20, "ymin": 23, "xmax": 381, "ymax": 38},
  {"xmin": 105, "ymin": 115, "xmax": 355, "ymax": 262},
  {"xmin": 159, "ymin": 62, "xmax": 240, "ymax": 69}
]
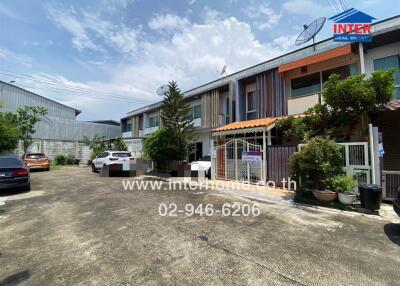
[
  {"xmin": 0, "ymin": 156, "xmax": 30, "ymax": 192},
  {"xmin": 91, "ymin": 151, "xmax": 134, "ymax": 172},
  {"xmin": 190, "ymin": 155, "xmax": 211, "ymax": 179},
  {"xmin": 22, "ymin": 153, "xmax": 50, "ymax": 171},
  {"xmin": 393, "ymin": 188, "xmax": 400, "ymax": 217}
]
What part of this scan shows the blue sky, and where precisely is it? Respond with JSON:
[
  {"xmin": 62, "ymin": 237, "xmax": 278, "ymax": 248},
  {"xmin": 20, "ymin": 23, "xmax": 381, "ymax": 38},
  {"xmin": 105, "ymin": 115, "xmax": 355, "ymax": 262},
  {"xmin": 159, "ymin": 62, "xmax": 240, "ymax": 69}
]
[{"xmin": 0, "ymin": 0, "xmax": 399, "ymax": 120}]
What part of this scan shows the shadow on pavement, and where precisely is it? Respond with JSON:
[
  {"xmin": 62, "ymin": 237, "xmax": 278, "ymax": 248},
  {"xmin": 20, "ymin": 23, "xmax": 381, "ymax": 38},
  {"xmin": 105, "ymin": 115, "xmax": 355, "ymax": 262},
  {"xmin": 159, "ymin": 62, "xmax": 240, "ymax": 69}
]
[
  {"xmin": 384, "ymin": 223, "xmax": 400, "ymax": 246},
  {"xmin": 0, "ymin": 270, "xmax": 30, "ymax": 286}
]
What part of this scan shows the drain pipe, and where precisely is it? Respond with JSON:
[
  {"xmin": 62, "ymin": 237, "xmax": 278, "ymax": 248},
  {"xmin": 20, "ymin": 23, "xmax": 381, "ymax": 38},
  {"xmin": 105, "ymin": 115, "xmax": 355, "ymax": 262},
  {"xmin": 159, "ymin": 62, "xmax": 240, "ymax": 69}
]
[{"xmin": 369, "ymin": 123, "xmax": 376, "ymax": 184}]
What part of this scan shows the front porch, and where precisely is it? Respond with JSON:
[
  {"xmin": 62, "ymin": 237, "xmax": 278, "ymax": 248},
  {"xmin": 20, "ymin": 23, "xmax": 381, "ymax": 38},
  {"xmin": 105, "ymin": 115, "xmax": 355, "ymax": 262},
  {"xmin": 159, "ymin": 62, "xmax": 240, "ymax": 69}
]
[{"xmin": 211, "ymin": 117, "xmax": 298, "ymax": 187}]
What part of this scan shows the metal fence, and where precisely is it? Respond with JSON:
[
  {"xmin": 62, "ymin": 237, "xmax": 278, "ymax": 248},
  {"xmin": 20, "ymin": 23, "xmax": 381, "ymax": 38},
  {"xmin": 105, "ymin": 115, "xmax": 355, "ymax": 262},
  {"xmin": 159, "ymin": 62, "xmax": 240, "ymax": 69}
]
[
  {"xmin": 382, "ymin": 171, "xmax": 400, "ymax": 200},
  {"xmin": 216, "ymin": 139, "xmax": 263, "ymax": 183}
]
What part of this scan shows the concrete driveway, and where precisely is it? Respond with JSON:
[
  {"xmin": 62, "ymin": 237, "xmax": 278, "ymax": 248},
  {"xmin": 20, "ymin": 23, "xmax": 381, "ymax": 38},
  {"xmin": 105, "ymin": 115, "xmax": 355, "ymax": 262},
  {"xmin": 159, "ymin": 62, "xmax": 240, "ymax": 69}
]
[{"xmin": 0, "ymin": 167, "xmax": 400, "ymax": 285}]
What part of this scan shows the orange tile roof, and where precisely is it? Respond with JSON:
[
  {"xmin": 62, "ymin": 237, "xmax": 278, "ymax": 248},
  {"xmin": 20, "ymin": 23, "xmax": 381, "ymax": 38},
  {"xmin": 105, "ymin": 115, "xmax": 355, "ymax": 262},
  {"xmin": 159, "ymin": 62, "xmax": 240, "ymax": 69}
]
[
  {"xmin": 212, "ymin": 115, "xmax": 304, "ymax": 133},
  {"xmin": 278, "ymin": 45, "xmax": 352, "ymax": 73}
]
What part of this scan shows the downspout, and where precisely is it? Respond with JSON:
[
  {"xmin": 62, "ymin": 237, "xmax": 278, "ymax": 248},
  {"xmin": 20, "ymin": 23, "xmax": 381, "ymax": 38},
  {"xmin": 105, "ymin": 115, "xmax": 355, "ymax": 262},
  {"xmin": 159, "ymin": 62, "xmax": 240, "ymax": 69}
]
[{"xmin": 369, "ymin": 123, "xmax": 376, "ymax": 184}]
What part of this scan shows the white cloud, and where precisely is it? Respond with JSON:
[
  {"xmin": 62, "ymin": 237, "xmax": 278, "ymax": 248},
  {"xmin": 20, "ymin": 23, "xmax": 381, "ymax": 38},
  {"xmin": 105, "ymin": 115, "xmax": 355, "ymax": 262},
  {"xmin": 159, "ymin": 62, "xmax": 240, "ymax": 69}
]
[
  {"xmin": 283, "ymin": 0, "xmax": 331, "ymax": 16},
  {"xmin": 43, "ymin": 6, "xmax": 296, "ymax": 119},
  {"xmin": 0, "ymin": 47, "xmax": 34, "ymax": 68},
  {"xmin": 244, "ymin": 4, "xmax": 281, "ymax": 30},
  {"xmin": 273, "ymin": 35, "xmax": 297, "ymax": 51},
  {"xmin": 45, "ymin": 3, "xmax": 139, "ymax": 54},
  {"xmin": 188, "ymin": 0, "xmax": 196, "ymax": 5},
  {"xmin": 148, "ymin": 14, "xmax": 190, "ymax": 33}
]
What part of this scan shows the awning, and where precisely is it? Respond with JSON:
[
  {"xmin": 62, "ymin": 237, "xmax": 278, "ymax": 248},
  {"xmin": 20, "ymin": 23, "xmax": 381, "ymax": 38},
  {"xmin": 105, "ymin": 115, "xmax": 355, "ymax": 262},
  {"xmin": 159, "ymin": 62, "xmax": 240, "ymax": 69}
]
[
  {"xmin": 212, "ymin": 115, "xmax": 303, "ymax": 135},
  {"xmin": 278, "ymin": 45, "xmax": 352, "ymax": 73}
]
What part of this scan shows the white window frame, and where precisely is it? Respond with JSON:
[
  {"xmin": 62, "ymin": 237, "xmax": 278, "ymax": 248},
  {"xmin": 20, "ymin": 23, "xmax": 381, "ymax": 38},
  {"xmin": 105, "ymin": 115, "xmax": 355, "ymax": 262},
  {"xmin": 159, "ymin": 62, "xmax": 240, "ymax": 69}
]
[{"xmin": 246, "ymin": 90, "xmax": 256, "ymax": 120}]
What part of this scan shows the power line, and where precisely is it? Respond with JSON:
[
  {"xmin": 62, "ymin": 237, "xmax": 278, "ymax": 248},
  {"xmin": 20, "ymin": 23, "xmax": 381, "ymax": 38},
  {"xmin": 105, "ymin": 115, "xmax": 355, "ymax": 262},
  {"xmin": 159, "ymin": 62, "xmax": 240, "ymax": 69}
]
[
  {"xmin": 331, "ymin": 0, "xmax": 340, "ymax": 13},
  {"xmin": 13, "ymin": 82, "xmax": 143, "ymax": 103},
  {"xmin": 0, "ymin": 70, "xmax": 152, "ymax": 103},
  {"xmin": 326, "ymin": 0, "xmax": 336, "ymax": 15}
]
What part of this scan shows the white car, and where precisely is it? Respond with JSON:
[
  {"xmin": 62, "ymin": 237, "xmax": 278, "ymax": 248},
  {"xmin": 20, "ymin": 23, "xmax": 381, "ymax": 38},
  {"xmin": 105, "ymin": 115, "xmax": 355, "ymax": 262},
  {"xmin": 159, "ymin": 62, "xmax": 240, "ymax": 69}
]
[
  {"xmin": 91, "ymin": 151, "xmax": 134, "ymax": 172},
  {"xmin": 190, "ymin": 155, "xmax": 211, "ymax": 178}
]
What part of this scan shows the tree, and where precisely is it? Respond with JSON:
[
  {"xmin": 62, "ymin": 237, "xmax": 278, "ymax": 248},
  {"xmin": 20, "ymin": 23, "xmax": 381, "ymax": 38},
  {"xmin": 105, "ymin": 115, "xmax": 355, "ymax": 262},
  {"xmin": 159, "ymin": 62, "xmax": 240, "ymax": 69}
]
[
  {"xmin": 6, "ymin": 106, "xmax": 48, "ymax": 154},
  {"xmin": 143, "ymin": 129, "xmax": 187, "ymax": 169},
  {"xmin": 81, "ymin": 134, "xmax": 108, "ymax": 160},
  {"xmin": 113, "ymin": 137, "xmax": 128, "ymax": 151},
  {"xmin": 290, "ymin": 137, "xmax": 344, "ymax": 190},
  {"xmin": 0, "ymin": 109, "xmax": 19, "ymax": 153},
  {"xmin": 160, "ymin": 81, "xmax": 195, "ymax": 157},
  {"xmin": 277, "ymin": 69, "xmax": 395, "ymax": 141}
]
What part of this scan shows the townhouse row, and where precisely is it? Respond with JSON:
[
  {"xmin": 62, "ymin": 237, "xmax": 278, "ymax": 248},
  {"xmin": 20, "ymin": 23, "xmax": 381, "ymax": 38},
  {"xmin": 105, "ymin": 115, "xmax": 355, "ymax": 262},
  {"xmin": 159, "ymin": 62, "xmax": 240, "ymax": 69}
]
[{"xmin": 120, "ymin": 15, "xmax": 400, "ymax": 196}]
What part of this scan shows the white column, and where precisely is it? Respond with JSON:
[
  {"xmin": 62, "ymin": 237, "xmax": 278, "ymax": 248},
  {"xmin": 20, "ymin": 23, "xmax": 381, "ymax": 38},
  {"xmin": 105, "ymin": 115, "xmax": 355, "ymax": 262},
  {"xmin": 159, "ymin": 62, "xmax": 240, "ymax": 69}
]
[
  {"xmin": 359, "ymin": 43, "xmax": 365, "ymax": 74},
  {"xmin": 262, "ymin": 130, "xmax": 267, "ymax": 183},
  {"xmin": 267, "ymin": 129, "xmax": 272, "ymax": 145}
]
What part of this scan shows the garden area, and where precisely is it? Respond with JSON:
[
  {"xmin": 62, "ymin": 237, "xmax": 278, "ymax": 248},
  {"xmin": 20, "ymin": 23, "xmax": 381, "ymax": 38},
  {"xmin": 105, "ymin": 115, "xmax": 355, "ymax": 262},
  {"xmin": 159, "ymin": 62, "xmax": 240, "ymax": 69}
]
[{"xmin": 277, "ymin": 69, "xmax": 396, "ymax": 213}]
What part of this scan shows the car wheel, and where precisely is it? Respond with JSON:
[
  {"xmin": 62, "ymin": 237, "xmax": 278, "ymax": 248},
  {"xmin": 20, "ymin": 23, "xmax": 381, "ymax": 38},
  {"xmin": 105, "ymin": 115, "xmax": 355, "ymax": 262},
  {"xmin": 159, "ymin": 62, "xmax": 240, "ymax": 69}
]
[
  {"xmin": 91, "ymin": 163, "xmax": 97, "ymax": 173},
  {"xmin": 23, "ymin": 182, "xmax": 31, "ymax": 192},
  {"xmin": 207, "ymin": 168, "xmax": 211, "ymax": 179}
]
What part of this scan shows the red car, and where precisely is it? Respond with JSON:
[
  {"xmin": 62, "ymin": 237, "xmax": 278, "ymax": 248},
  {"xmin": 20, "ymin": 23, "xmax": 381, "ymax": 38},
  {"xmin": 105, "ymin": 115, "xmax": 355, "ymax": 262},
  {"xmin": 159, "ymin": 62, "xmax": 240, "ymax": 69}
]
[
  {"xmin": 394, "ymin": 189, "xmax": 400, "ymax": 217},
  {"xmin": 22, "ymin": 153, "xmax": 50, "ymax": 171}
]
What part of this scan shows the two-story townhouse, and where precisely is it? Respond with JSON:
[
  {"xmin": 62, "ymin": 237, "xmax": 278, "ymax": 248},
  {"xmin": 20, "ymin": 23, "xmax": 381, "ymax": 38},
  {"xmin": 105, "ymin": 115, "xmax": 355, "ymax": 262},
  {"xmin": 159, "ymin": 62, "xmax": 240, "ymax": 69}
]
[{"xmin": 121, "ymin": 15, "xmax": 400, "ymax": 198}]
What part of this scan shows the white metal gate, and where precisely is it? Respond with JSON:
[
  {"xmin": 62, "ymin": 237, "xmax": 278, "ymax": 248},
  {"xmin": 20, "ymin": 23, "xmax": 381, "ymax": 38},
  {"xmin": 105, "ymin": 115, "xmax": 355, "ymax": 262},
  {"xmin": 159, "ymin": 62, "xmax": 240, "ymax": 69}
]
[{"xmin": 216, "ymin": 139, "xmax": 263, "ymax": 183}]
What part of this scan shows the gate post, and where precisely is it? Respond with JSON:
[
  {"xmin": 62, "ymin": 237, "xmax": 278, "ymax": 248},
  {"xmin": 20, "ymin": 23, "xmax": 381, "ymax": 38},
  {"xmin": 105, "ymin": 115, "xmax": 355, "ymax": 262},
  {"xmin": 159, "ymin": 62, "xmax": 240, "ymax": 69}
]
[
  {"xmin": 234, "ymin": 139, "xmax": 238, "ymax": 180},
  {"xmin": 247, "ymin": 142, "xmax": 250, "ymax": 183},
  {"xmin": 224, "ymin": 143, "xmax": 227, "ymax": 180},
  {"xmin": 262, "ymin": 130, "xmax": 267, "ymax": 183}
]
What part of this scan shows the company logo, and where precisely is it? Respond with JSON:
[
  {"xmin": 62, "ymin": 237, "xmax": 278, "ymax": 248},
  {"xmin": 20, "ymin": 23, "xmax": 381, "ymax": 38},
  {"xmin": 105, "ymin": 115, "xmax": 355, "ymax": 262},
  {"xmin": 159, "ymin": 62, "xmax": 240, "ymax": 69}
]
[{"xmin": 329, "ymin": 8, "xmax": 376, "ymax": 42}]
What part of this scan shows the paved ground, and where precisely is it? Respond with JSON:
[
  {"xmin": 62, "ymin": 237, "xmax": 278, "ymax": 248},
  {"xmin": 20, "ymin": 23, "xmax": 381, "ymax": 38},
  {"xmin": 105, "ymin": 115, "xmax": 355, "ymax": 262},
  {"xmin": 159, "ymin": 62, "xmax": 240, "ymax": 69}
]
[{"xmin": 0, "ymin": 167, "xmax": 400, "ymax": 286}]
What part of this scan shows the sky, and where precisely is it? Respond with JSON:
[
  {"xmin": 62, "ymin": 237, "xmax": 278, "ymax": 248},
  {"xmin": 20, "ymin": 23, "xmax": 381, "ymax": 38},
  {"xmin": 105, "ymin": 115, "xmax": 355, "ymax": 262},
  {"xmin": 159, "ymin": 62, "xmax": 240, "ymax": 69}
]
[{"xmin": 0, "ymin": 0, "xmax": 399, "ymax": 120}]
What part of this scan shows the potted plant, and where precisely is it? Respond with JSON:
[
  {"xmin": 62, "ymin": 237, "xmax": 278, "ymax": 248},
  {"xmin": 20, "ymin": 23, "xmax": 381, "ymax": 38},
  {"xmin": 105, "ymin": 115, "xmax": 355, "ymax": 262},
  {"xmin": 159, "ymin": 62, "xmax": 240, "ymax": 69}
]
[
  {"xmin": 329, "ymin": 175, "xmax": 358, "ymax": 205},
  {"xmin": 290, "ymin": 137, "xmax": 343, "ymax": 202}
]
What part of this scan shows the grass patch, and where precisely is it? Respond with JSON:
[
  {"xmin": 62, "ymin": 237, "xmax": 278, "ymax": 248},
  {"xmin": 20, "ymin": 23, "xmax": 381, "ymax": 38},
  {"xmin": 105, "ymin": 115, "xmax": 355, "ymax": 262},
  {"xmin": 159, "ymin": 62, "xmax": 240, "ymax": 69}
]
[{"xmin": 49, "ymin": 163, "xmax": 63, "ymax": 171}]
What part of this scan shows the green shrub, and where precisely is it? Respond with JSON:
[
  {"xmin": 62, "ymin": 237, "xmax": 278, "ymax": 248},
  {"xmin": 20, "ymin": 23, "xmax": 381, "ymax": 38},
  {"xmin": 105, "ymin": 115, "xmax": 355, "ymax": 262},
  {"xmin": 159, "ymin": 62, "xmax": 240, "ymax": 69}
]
[
  {"xmin": 290, "ymin": 137, "xmax": 343, "ymax": 191},
  {"xmin": 65, "ymin": 154, "xmax": 76, "ymax": 165},
  {"xmin": 54, "ymin": 154, "xmax": 66, "ymax": 165},
  {"xmin": 328, "ymin": 175, "xmax": 357, "ymax": 193}
]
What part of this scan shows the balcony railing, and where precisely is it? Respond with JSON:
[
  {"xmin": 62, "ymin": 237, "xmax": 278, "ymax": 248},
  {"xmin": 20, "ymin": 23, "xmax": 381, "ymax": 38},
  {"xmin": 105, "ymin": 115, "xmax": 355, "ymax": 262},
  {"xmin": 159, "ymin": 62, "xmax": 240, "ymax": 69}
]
[
  {"xmin": 122, "ymin": 131, "xmax": 132, "ymax": 138},
  {"xmin": 144, "ymin": 126, "xmax": 159, "ymax": 135},
  {"xmin": 192, "ymin": 118, "xmax": 202, "ymax": 127}
]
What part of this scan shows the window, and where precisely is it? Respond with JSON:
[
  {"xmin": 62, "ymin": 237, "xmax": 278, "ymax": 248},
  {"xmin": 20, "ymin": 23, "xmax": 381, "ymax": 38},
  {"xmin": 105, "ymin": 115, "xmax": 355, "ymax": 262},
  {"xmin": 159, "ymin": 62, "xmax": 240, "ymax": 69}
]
[
  {"xmin": 148, "ymin": 116, "xmax": 159, "ymax": 128},
  {"xmin": 26, "ymin": 154, "xmax": 45, "ymax": 159},
  {"xmin": 193, "ymin": 105, "xmax": 201, "ymax": 119},
  {"xmin": 122, "ymin": 122, "xmax": 132, "ymax": 133},
  {"xmin": 188, "ymin": 105, "xmax": 202, "ymax": 120},
  {"xmin": 111, "ymin": 152, "xmax": 131, "ymax": 158},
  {"xmin": 291, "ymin": 72, "xmax": 321, "ymax": 98},
  {"xmin": 322, "ymin": 65, "xmax": 351, "ymax": 82},
  {"xmin": 246, "ymin": 91, "xmax": 256, "ymax": 120},
  {"xmin": 374, "ymin": 55, "xmax": 400, "ymax": 99}
]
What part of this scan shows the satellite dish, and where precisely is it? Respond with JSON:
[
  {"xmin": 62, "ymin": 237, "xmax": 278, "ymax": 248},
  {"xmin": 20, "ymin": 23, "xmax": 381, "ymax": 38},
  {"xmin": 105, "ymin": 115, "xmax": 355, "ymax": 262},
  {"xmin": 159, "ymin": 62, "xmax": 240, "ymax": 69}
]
[
  {"xmin": 295, "ymin": 17, "xmax": 326, "ymax": 50},
  {"xmin": 156, "ymin": 84, "xmax": 168, "ymax": 96}
]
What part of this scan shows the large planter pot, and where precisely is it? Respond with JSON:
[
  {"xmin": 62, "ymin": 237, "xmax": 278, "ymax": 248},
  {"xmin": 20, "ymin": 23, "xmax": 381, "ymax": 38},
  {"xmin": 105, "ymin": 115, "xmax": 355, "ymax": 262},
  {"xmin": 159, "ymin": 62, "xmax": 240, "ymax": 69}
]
[
  {"xmin": 312, "ymin": 190, "xmax": 337, "ymax": 202},
  {"xmin": 338, "ymin": 192, "xmax": 356, "ymax": 205}
]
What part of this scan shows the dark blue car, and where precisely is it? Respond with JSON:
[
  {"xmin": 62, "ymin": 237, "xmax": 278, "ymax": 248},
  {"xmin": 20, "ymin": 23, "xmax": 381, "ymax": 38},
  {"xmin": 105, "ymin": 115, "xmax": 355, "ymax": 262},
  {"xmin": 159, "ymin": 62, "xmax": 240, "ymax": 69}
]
[{"xmin": 0, "ymin": 156, "xmax": 30, "ymax": 192}]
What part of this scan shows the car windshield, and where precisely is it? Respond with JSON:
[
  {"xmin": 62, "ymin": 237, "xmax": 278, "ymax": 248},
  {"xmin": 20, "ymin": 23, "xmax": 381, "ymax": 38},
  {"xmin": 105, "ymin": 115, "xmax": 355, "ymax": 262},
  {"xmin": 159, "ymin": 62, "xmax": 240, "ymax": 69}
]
[
  {"xmin": 199, "ymin": 155, "xmax": 211, "ymax": 161},
  {"xmin": 26, "ymin": 154, "xmax": 45, "ymax": 159},
  {"xmin": 0, "ymin": 157, "xmax": 23, "ymax": 168},
  {"xmin": 112, "ymin": 152, "xmax": 130, "ymax": 158}
]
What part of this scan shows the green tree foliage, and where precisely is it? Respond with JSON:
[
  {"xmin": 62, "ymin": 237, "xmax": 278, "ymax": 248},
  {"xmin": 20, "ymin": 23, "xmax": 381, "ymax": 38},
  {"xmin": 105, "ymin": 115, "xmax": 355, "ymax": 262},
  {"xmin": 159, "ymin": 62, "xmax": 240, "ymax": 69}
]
[
  {"xmin": 277, "ymin": 70, "xmax": 395, "ymax": 141},
  {"xmin": 0, "ymin": 109, "xmax": 19, "ymax": 153},
  {"xmin": 143, "ymin": 129, "xmax": 187, "ymax": 168},
  {"xmin": 160, "ymin": 81, "xmax": 195, "ymax": 153},
  {"xmin": 6, "ymin": 106, "xmax": 48, "ymax": 153},
  {"xmin": 113, "ymin": 137, "xmax": 128, "ymax": 151},
  {"xmin": 290, "ymin": 137, "xmax": 344, "ymax": 190},
  {"xmin": 81, "ymin": 134, "xmax": 108, "ymax": 160}
]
